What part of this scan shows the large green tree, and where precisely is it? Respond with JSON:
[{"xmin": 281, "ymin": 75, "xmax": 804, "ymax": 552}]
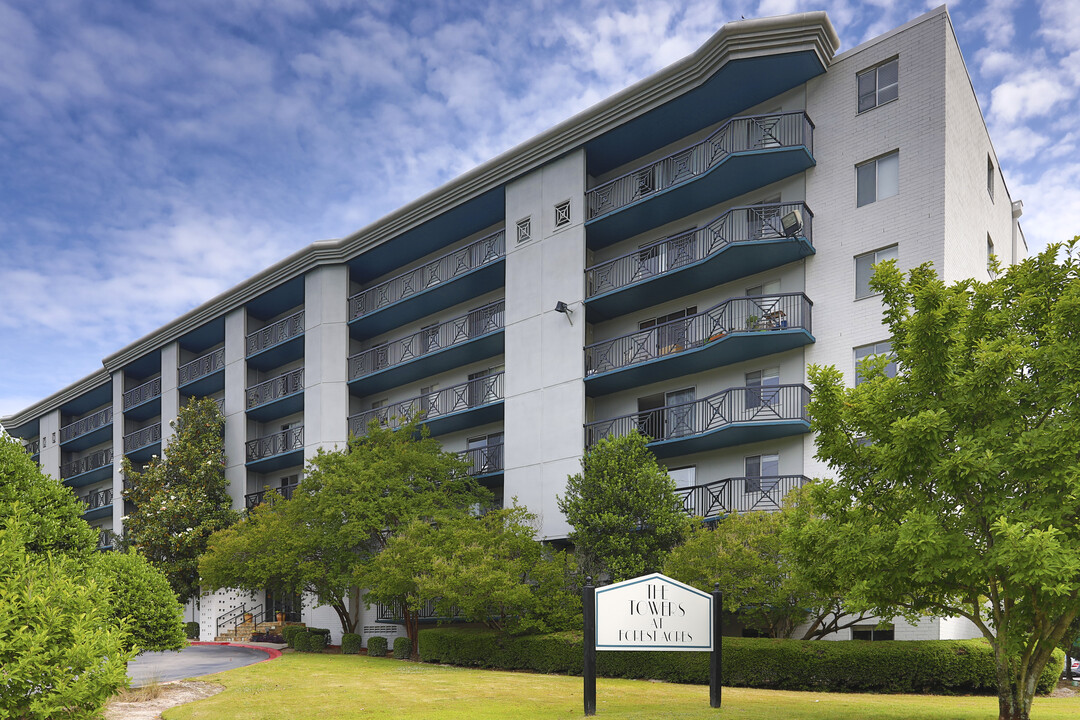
[
  {"xmin": 558, "ymin": 431, "xmax": 690, "ymax": 582},
  {"xmin": 200, "ymin": 418, "xmax": 488, "ymax": 636},
  {"xmin": 792, "ymin": 241, "xmax": 1080, "ymax": 720},
  {"xmin": 122, "ymin": 397, "xmax": 238, "ymax": 603}
]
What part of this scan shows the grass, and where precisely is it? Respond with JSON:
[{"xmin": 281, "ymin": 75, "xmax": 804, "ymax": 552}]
[
  {"xmin": 164, "ymin": 652, "xmax": 1080, "ymax": 720},
  {"xmin": 112, "ymin": 675, "xmax": 167, "ymax": 703}
]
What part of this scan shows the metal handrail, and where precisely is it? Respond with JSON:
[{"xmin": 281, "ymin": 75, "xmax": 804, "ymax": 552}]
[
  {"xmin": 349, "ymin": 300, "xmax": 505, "ymax": 380},
  {"xmin": 376, "ymin": 598, "xmax": 457, "ymax": 623},
  {"xmin": 246, "ymin": 368, "xmax": 304, "ymax": 410},
  {"xmin": 586, "ymin": 111, "xmax": 814, "ymax": 220},
  {"xmin": 675, "ymin": 475, "xmax": 810, "ymax": 518},
  {"xmin": 60, "ymin": 447, "xmax": 114, "ymax": 479},
  {"xmin": 123, "ymin": 423, "xmax": 162, "ymax": 454},
  {"xmin": 24, "ymin": 438, "xmax": 40, "ymax": 456},
  {"xmin": 178, "ymin": 348, "xmax": 225, "ymax": 386},
  {"xmin": 122, "ymin": 377, "xmax": 162, "ymax": 411},
  {"xmin": 247, "ymin": 310, "xmax": 305, "ymax": 357},
  {"xmin": 585, "ymin": 384, "xmax": 811, "ymax": 447},
  {"xmin": 585, "ymin": 202, "xmax": 813, "ymax": 297},
  {"xmin": 245, "ymin": 426, "xmax": 304, "ymax": 462},
  {"xmin": 348, "ymin": 372, "xmax": 505, "ymax": 437},
  {"xmin": 459, "ymin": 444, "xmax": 504, "ymax": 476},
  {"xmin": 348, "ymin": 229, "xmax": 505, "ymax": 320},
  {"xmin": 585, "ymin": 293, "xmax": 812, "ymax": 375},
  {"xmin": 80, "ymin": 487, "xmax": 113, "ymax": 511},
  {"xmin": 59, "ymin": 407, "xmax": 112, "ymax": 444},
  {"xmin": 245, "ymin": 483, "xmax": 297, "ymax": 511},
  {"xmin": 96, "ymin": 529, "xmax": 115, "ymax": 551}
]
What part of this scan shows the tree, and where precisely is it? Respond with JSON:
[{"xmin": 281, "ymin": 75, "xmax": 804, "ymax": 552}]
[
  {"xmin": 0, "ymin": 512, "xmax": 132, "ymax": 719},
  {"xmin": 558, "ymin": 432, "xmax": 690, "ymax": 582},
  {"xmin": 792, "ymin": 241, "xmax": 1080, "ymax": 720},
  {"xmin": 93, "ymin": 548, "xmax": 187, "ymax": 653},
  {"xmin": 200, "ymin": 418, "xmax": 488, "ymax": 637},
  {"xmin": 122, "ymin": 397, "xmax": 238, "ymax": 604}
]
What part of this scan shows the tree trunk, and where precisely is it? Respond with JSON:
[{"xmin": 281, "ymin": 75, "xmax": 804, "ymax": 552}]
[{"xmin": 997, "ymin": 681, "xmax": 1034, "ymax": 720}]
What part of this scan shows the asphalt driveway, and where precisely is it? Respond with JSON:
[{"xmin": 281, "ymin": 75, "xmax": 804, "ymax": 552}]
[{"xmin": 128, "ymin": 643, "xmax": 273, "ymax": 686}]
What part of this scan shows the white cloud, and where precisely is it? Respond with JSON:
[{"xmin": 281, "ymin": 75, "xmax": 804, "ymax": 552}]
[{"xmin": 989, "ymin": 70, "xmax": 1074, "ymax": 125}]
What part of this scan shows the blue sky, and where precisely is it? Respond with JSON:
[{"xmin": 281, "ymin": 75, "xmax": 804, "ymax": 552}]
[{"xmin": 1, "ymin": 0, "xmax": 1078, "ymax": 417}]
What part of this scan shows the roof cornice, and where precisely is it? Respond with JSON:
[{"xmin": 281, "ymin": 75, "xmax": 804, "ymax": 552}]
[{"xmin": 5, "ymin": 12, "xmax": 838, "ymax": 427}]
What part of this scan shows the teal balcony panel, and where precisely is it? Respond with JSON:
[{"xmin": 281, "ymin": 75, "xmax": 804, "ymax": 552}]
[
  {"xmin": 349, "ymin": 331, "xmax": 504, "ymax": 398},
  {"xmin": 245, "ymin": 426, "xmax": 305, "ymax": 474},
  {"xmin": 62, "ymin": 461, "xmax": 114, "ymax": 488},
  {"xmin": 246, "ymin": 310, "xmax": 305, "ymax": 371},
  {"xmin": 676, "ymin": 475, "xmax": 810, "ymax": 520},
  {"xmin": 246, "ymin": 369, "xmax": 304, "ymax": 422},
  {"xmin": 246, "ymin": 448, "xmax": 304, "ymax": 475},
  {"xmin": 80, "ymin": 487, "xmax": 113, "ymax": 522},
  {"xmin": 349, "ymin": 373, "xmax": 504, "ymax": 439},
  {"xmin": 59, "ymin": 407, "xmax": 113, "ymax": 452},
  {"xmin": 178, "ymin": 348, "xmax": 226, "ymax": 396},
  {"xmin": 123, "ymin": 377, "xmax": 162, "ymax": 420}
]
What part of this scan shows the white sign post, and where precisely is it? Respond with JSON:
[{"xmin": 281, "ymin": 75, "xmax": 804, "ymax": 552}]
[{"xmin": 583, "ymin": 573, "xmax": 722, "ymax": 714}]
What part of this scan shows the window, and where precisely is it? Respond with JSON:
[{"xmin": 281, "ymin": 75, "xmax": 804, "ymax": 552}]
[
  {"xmin": 637, "ymin": 388, "xmax": 695, "ymax": 440},
  {"xmin": 854, "ymin": 245, "xmax": 898, "ymax": 299},
  {"xmin": 856, "ymin": 151, "xmax": 899, "ymax": 207},
  {"xmin": 640, "ymin": 306, "xmax": 696, "ymax": 354},
  {"xmin": 854, "ymin": 341, "xmax": 897, "ymax": 384},
  {"xmin": 987, "ymin": 235, "xmax": 996, "ymax": 278},
  {"xmin": 857, "ymin": 58, "xmax": 898, "ymax": 112},
  {"xmin": 554, "ymin": 200, "xmax": 571, "ymax": 228},
  {"xmin": 852, "ymin": 623, "xmax": 895, "ymax": 641},
  {"xmin": 745, "ymin": 454, "xmax": 779, "ymax": 493},
  {"xmin": 987, "ymin": 155, "xmax": 995, "ymax": 201},
  {"xmin": 516, "ymin": 216, "xmax": 532, "ymax": 244},
  {"xmin": 668, "ymin": 465, "xmax": 697, "ymax": 514},
  {"xmin": 745, "ymin": 367, "xmax": 780, "ymax": 409}
]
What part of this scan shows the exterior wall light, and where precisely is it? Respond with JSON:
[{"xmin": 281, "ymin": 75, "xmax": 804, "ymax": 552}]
[{"xmin": 554, "ymin": 301, "xmax": 574, "ymax": 325}]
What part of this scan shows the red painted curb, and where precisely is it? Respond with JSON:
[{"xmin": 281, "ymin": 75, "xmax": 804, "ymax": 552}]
[{"xmin": 190, "ymin": 640, "xmax": 283, "ymax": 662}]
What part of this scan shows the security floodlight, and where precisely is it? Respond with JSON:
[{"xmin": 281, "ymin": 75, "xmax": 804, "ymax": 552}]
[
  {"xmin": 554, "ymin": 301, "xmax": 574, "ymax": 325},
  {"xmin": 781, "ymin": 209, "xmax": 803, "ymax": 237}
]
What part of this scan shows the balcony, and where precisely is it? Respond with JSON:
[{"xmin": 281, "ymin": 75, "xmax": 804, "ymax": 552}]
[
  {"xmin": 60, "ymin": 447, "xmax": 114, "ymax": 488},
  {"xmin": 585, "ymin": 293, "xmax": 814, "ymax": 396},
  {"xmin": 585, "ymin": 384, "xmax": 810, "ymax": 458},
  {"xmin": 178, "ymin": 348, "xmax": 225, "ymax": 396},
  {"xmin": 24, "ymin": 438, "xmax": 40, "ymax": 458},
  {"xmin": 349, "ymin": 372, "xmax": 505, "ymax": 439},
  {"xmin": 80, "ymin": 487, "xmax": 113, "ymax": 521},
  {"xmin": 244, "ymin": 483, "xmax": 297, "ymax": 511},
  {"xmin": 584, "ymin": 202, "xmax": 814, "ymax": 320},
  {"xmin": 245, "ymin": 425, "xmax": 305, "ymax": 474},
  {"xmin": 459, "ymin": 443, "xmax": 504, "ymax": 479},
  {"xmin": 247, "ymin": 310, "xmax": 305, "ymax": 371},
  {"xmin": 96, "ymin": 529, "xmax": 115, "ymax": 552},
  {"xmin": 123, "ymin": 423, "xmax": 162, "ymax": 462},
  {"xmin": 123, "ymin": 377, "xmax": 162, "ymax": 420},
  {"xmin": 676, "ymin": 475, "xmax": 810, "ymax": 520},
  {"xmin": 347, "ymin": 229, "xmax": 505, "ymax": 339},
  {"xmin": 246, "ymin": 368, "xmax": 304, "ymax": 421},
  {"xmin": 348, "ymin": 300, "xmax": 505, "ymax": 397},
  {"xmin": 585, "ymin": 112, "xmax": 815, "ymax": 248},
  {"xmin": 59, "ymin": 407, "xmax": 113, "ymax": 451}
]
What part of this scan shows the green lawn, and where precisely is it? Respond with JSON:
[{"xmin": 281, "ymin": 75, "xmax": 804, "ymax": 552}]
[{"xmin": 165, "ymin": 652, "xmax": 1080, "ymax": 720}]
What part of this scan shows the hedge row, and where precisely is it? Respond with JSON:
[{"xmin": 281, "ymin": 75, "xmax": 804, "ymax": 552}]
[{"xmin": 419, "ymin": 628, "xmax": 1064, "ymax": 695}]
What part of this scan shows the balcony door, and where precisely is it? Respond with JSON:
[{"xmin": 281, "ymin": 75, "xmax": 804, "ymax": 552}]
[
  {"xmin": 745, "ymin": 368, "xmax": 780, "ymax": 413},
  {"xmin": 467, "ymin": 432, "xmax": 503, "ymax": 475},
  {"xmin": 637, "ymin": 388, "xmax": 695, "ymax": 441}
]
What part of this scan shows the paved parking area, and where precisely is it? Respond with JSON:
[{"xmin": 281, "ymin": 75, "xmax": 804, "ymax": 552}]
[{"xmin": 128, "ymin": 643, "xmax": 275, "ymax": 686}]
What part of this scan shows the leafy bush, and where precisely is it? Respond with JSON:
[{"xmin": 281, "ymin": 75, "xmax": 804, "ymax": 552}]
[
  {"xmin": 419, "ymin": 628, "xmax": 1065, "ymax": 695},
  {"xmin": 393, "ymin": 636, "xmax": 411, "ymax": 659},
  {"xmin": 308, "ymin": 632, "xmax": 327, "ymax": 652},
  {"xmin": 292, "ymin": 630, "xmax": 312, "ymax": 652},
  {"xmin": 307, "ymin": 627, "xmax": 331, "ymax": 637},
  {"xmin": 250, "ymin": 632, "xmax": 284, "ymax": 643},
  {"xmin": 367, "ymin": 636, "xmax": 388, "ymax": 657},
  {"xmin": 93, "ymin": 549, "xmax": 187, "ymax": 653},
  {"xmin": 186, "ymin": 622, "xmax": 201, "ymax": 640},
  {"xmin": 282, "ymin": 626, "xmax": 305, "ymax": 647},
  {"xmin": 342, "ymin": 633, "xmax": 362, "ymax": 655}
]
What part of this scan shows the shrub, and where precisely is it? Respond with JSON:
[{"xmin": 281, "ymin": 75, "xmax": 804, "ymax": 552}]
[
  {"xmin": 419, "ymin": 628, "xmax": 1065, "ymax": 695},
  {"xmin": 393, "ymin": 636, "xmax": 411, "ymax": 659},
  {"xmin": 185, "ymin": 622, "xmax": 201, "ymax": 640},
  {"xmin": 308, "ymin": 632, "xmax": 327, "ymax": 652},
  {"xmin": 292, "ymin": 630, "xmax": 312, "ymax": 653},
  {"xmin": 307, "ymin": 627, "xmax": 331, "ymax": 638},
  {"xmin": 250, "ymin": 632, "xmax": 284, "ymax": 643},
  {"xmin": 342, "ymin": 633, "xmax": 362, "ymax": 655},
  {"xmin": 282, "ymin": 626, "xmax": 305, "ymax": 648},
  {"xmin": 93, "ymin": 549, "xmax": 187, "ymax": 653},
  {"xmin": 367, "ymin": 636, "xmax": 388, "ymax": 657}
]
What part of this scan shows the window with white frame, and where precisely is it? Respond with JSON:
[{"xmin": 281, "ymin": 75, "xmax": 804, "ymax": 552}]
[
  {"xmin": 852, "ymin": 623, "xmax": 895, "ymax": 641},
  {"xmin": 854, "ymin": 340, "xmax": 897, "ymax": 384},
  {"xmin": 987, "ymin": 155, "xmax": 995, "ymax": 201},
  {"xmin": 854, "ymin": 244, "xmax": 898, "ymax": 299},
  {"xmin": 745, "ymin": 367, "xmax": 780, "ymax": 409},
  {"xmin": 857, "ymin": 58, "xmax": 898, "ymax": 113},
  {"xmin": 745, "ymin": 453, "xmax": 779, "ymax": 493},
  {"xmin": 987, "ymin": 235, "xmax": 996, "ymax": 278},
  {"xmin": 856, "ymin": 151, "xmax": 899, "ymax": 207}
]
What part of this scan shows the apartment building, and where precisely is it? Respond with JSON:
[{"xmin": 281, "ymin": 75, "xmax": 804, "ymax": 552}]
[{"xmin": 0, "ymin": 6, "xmax": 1025, "ymax": 644}]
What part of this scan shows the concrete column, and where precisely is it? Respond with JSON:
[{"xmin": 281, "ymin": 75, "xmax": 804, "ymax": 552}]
[
  {"xmin": 37, "ymin": 409, "xmax": 61, "ymax": 481},
  {"xmin": 503, "ymin": 148, "xmax": 587, "ymax": 540},
  {"xmin": 111, "ymin": 370, "xmax": 125, "ymax": 531},
  {"xmin": 223, "ymin": 307, "xmax": 248, "ymax": 511},
  {"xmin": 160, "ymin": 342, "xmax": 180, "ymax": 448},
  {"xmin": 303, "ymin": 265, "xmax": 350, "ymax": 464}
]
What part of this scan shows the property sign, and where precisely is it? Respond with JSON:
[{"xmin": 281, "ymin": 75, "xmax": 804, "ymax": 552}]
[{"xmin": 594, "ymin": 573, "xmax": 713, "ymax": 651}]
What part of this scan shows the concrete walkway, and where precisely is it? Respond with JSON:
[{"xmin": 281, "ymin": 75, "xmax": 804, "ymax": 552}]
[{"xmin": 128, "ymin": 642, "xmax": 282, "ymax": 687}]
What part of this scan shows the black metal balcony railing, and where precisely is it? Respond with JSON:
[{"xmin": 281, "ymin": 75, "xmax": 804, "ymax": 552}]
[
  {"xmin": 376, "ymin": 598, "xmax": 457, "ymax": 623},
  {"xmin": 178, "ymin": 348, "xmax": 225, "ymax": 386},
  {"xmin": 459, "ymin": 443, "xmax": 504, "ymax": 476},
  {"xmin": 586, "ymin": 111, "xmax": 814, "ymax": 220},
  {"xmin": 24, "ymin": 438, "xmax": 40, "ymax": 457},
  {"xmin": 122, "ymin": 377, "xmax": 162, "ymax": 411},
  {"xmin": 97, "ymin": 529, "xmax": 115, "ymax": 551},
  {"xmin": 81, "ymin": 487, "xmax": 113, "ymax": 512},
  {"xmin": 123, "ymin": 423, "xmax": 162, "ymax": 454},
  {"xmin": 246, "ymin": 368, "xmax": 304, "ymax": 410},
  {"xmin": 349, "ymin": 372, "xmax": 505, "ymax": 437},
  {"xmin": 60, "ymin": 447, "xmax": 114, "ymax": 480},
  {"xmin": 585, "ymin": 202, "xmax": 813, "ymax": 298},
  {"xmin": 59, "ymin": 407, "xmax": 112, "ymax": 444},
  {"xmin": 585, "ymin": 384, "xmax": 810, "ymax": 448},
  {"xmin": 676, "ymin": 475, "xmax": 810, "ymax": 518},
  {"xmin": 247, "ymin": 310, "xmax": 305, "ymax": 357},
  {"xmin": 348, "ymin": 230, "xmax": 505, "ymax": 321},
  {"xmin": 585, "ymin": 293, "xmax": 811, "ymax": 375},
  {"xmin": 349, "ymin": 300, "xmax": 505, "ymax": 380},
  {"xmin": 245, "ymin": 483, "xmax": 297, "ymax": 511},
  {"xmin": 246, "ymin": 425, "xmax": 304, "ymax": 462}
]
